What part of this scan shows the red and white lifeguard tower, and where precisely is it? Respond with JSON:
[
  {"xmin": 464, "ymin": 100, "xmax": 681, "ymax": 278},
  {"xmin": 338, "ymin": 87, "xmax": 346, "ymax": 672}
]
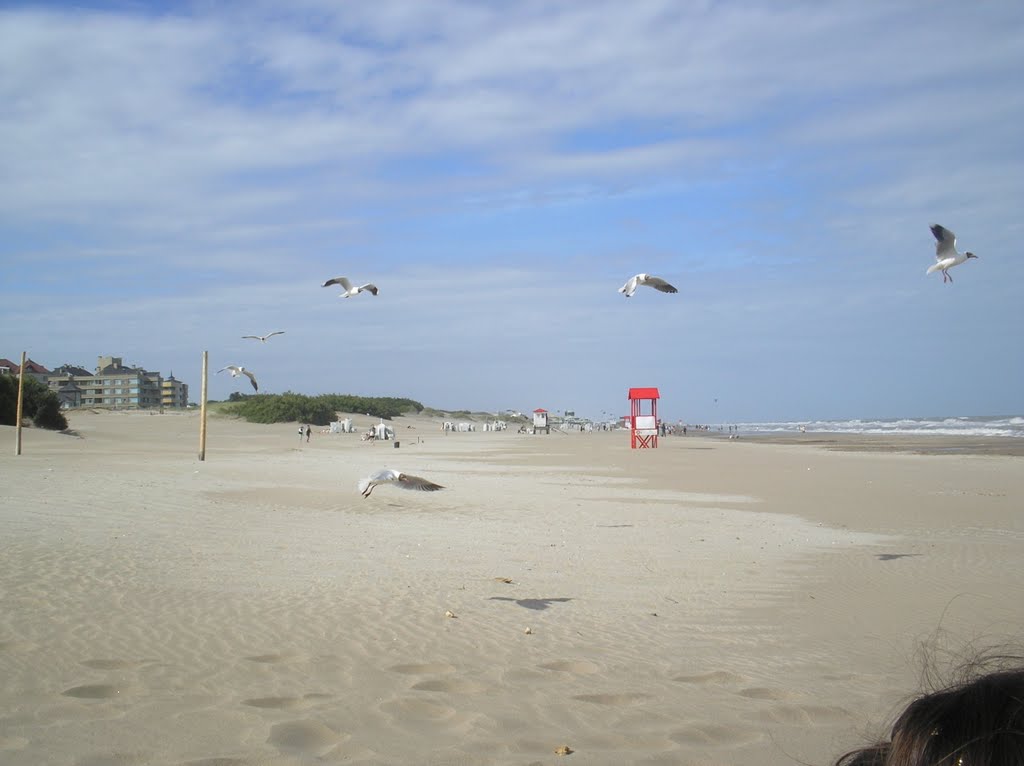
[
  {"xmin": 532, "ymin": 408, "xmax": 550, "ymax": 435},
  {"xmin": 628, "ymin": 387, "xmax": 660, "ymax": 448}
]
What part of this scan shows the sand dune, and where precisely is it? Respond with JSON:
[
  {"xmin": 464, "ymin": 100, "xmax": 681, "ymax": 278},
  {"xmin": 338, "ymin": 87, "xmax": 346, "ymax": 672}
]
[{"xmin": 1, "ymin": 411, "xmax": 1022, "ymax": 765}]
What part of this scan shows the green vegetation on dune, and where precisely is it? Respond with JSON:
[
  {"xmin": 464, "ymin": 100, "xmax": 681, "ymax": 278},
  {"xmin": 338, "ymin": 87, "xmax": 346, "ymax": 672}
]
[
  {"xmin": 220, "ymin": 391, "xmax": 423, "ymax": 425},
  {"xmin": 420, "ymin": 407, "xmax": 528, "ymax": 423},
  {"xmin": 0, "ymin": 375, "xmax": 69, "ymax": 431}
]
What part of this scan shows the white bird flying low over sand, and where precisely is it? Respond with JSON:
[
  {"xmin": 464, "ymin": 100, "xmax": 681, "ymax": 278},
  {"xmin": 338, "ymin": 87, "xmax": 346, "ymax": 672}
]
[
  {"xmin": 241, "ymin": 331, "xmax": 285, "ymax": 343},
  {"xmin": 216, "ymin": 365, "xmax": 258, "ymax": 392},
  {"xmin": 927, "ymin": 224, "xmax": 978, "ymax": 283},
  {"xmin": 322, "ymin": 276, "xmax": 379, "ymax": 297},
  {"xmin": 358, "ymin": 469, "xmax": 445, "ymax": 498},
  {"xmin": 618, "ymin": 273, "xmax": 678, "ymax": 298}
]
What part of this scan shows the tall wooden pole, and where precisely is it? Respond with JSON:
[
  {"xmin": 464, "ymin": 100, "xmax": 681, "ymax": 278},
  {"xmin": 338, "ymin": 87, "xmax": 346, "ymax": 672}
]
[
  {"xmin": 198, "ymin": 350, "xmax": 208, "ymax": 461},
  {"xmin": 14, "ymin": 351, "xmax": 26, "ymax": 456}
]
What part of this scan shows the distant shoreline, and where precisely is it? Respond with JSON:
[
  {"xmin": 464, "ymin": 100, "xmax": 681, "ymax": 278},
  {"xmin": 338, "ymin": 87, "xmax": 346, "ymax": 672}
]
[{"xmin": 720, "ymin": 430, "xmax": 1024, "ymax": 457}]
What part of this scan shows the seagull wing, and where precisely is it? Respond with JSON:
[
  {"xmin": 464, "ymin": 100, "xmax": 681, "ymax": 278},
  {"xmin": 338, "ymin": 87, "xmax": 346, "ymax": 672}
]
[
  {"xmin": 360, "ymin": 283, "xmax": 379, "ymax": 296},
  {"xmin": 241, "ymin": 336, "xmax": 261, "ymax": 340},
  {"xmin": 323, "ymin": 276, "xmax": 353, "ymax": 291},
  {"xmin": 397, "ymin": 473, "xmax": 445, "ymax": 492},
  {"xmin": 618, "ymin": 275, "xmax": 640, "ymax": 297},
  {"xmin": 241, "ymin": 369, "xmax": 258, "ymax": 391},
  {"xmin": 930, "ymin": 224, "xmax": 956, "ymax": 259},
  {"xmin": 216, "ymin": 365, "xmax": 240, "ymax": 374},
  {"xmin": 645, "ymin": 276, "xmax": 679, "ymax": 293},
  {"xmin": 359, "ymin": 468, "xmax": 401, "ymax": 497},
  {"xmin": 267, "ymin": 331, "xmax": 285, "ymax": 338}
]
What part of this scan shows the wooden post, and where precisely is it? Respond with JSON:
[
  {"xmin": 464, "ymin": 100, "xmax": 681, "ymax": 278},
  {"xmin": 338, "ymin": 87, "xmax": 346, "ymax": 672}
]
[
  {"xmin": 198, "ymin": 350, "xmax": 208, "ymax": 461},
  {"xmin": 15, "ymin": 351, "xmax": 26, "ymax": 456}
]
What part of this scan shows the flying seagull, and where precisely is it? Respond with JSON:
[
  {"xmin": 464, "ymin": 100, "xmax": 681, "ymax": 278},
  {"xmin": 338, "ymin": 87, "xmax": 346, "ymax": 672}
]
[
  {"xmin": 358, "ymin": 468, "xmax": 445, "ymax": 498},
  {"xmin": 217, "ymin": 365, "xmax": 258, "ymax": 392},
  {"xmin": 322, "ymin": 276, "xmax": 379, "ymax": 297},
  {"xmin": 927, "ymin": 224, "xmax": 978, "ymax": 283},
  {"xmin": 241, "ymin": 331, "xmax": 285, "ymax": 343},
  {"xmin": 618, "ymin": 273, "xmax": 678, "ymax": 298}
]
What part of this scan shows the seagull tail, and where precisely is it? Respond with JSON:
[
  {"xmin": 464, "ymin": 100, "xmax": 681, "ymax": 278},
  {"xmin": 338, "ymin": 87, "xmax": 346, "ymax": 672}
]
[
  {"xmin": 926, "ymin": 263, "xmax": 943, "ymax": 275},
  {"xmin": 357, "ymin": 478, "xmax": 371, "ymax": 496}
]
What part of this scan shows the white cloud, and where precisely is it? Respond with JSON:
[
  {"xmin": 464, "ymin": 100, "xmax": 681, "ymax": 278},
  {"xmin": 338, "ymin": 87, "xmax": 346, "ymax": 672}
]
[{"xmin": 2, "ymin": 1, "xmax": 1022, "ymax": 419}]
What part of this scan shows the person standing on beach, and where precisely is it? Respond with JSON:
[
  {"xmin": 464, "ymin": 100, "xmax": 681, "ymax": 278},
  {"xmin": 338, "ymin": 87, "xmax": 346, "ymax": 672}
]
[{"xmin": 305, "ymin": 425, "xmax": 311, "ymax": 443}]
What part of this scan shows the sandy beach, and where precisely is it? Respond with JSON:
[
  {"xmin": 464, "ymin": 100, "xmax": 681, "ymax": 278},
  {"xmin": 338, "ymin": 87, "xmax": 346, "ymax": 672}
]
[{"xmin": 1, "ymin": 411, "xmax": 1022, "ymax": 766}]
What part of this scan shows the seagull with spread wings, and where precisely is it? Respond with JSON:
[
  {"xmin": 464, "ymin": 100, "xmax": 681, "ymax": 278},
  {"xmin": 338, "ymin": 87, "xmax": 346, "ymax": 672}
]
[
  {"xmin": 927, "ymin": 224, "xmax": 978, "ymax": 283},
  {"xmin": 618, "ymin": 273, "xmax": 678, "ymax": 298},
  {"xmin": 322, "ymin": 276, "xmax": 379, "ymax": 298},
  {"xmin": 217, "ymin": 365, "xmax": 258, "ymax": 392},
  {"xmin": 241, "ymin": 331, "xmax": 285, "ymax": 343},
  {"xmin": 358, "ymin": 469, "xmax": 445, "ymax": 498}
]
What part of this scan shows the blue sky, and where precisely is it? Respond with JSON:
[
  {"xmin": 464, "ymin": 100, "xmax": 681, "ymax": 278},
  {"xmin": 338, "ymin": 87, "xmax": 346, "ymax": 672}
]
[{"xmin": 2, "ymin": 1, "xmax": 1022, "ymax": 423}]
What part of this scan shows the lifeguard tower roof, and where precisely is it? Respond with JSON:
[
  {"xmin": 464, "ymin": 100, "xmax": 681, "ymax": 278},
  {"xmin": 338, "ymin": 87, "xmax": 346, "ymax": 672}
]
[{"xmin": 627, "ymin": 387, "xmax": 660, "ymax": 400}]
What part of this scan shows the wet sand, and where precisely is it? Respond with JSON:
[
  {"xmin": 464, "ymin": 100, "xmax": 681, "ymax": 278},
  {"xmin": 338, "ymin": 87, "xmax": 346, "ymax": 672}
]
[{"xmin": 738, "ymin": 431, "xmax": 1024, "ymax": 457}]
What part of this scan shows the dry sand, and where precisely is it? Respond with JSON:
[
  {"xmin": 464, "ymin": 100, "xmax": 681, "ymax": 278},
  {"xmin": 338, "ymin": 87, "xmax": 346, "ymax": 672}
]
[{"xmin": 1, "ymin": 411, "xmax": 1022, "ymax": 766}]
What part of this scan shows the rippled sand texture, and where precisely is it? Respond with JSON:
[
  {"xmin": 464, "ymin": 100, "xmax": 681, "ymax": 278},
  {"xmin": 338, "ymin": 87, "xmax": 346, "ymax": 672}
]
[{"xmin": 2, "ymin": 412, "xmax": 1022, "ymax": 765}]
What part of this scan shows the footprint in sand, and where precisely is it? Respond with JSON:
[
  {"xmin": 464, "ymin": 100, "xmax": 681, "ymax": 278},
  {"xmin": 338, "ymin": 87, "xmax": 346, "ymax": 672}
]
[
  {"xmin": 411, "ymin": 678, "xmax": 486, "ymax": 694},
  {"xmin": 0, "ymin": 735, "xmax": 29, "ymax": 751},
  {"xmin": 821, "ymin": 672, "xmax": 858, "ymax": 682},
  {"xmin": 267, "ymin": 720, "xmax": 346, "ymax": 756},
  {"xmin": 81, "ymin": 659, "xmax": 152, "ymax": 670},
  {"xmin": 0, "ymin": 640, "xmax": 35, "ymax": 653},
  {"xmin": 380, "ymin": 697, "xmax": 457, "ymax": 721},
  {"xmin": 572, "ymin": 692, "xmax": 650, "ymax": 706},
  {"xmin": 737, "ymin": 687, "xmax": 799, "ymax": 701},
  {"xmin": 62, "ymin": 684, "xmax": 127, "ymax": 699},
  {"xmin": 179, "ymin": 759, "xmax": 252, "ymax": 766},
  {"xmin": 539, "ymin": 660, "xmax": 601, "ymax": 675},
  {"xmin": 749, "ymin": 704, "xmax": 853, "ymax": 725},
  {"xmin": 673, "ymin": 670, "xmax": 747, "ymax": 685},
  {"xmin": 76, "ymin": 752, "xmax": 151, "ymax": 766},
  {"xmin": 670, "ymin": 722, "xmax": 763, "ymax": 747},
  {"xmin": 245, "ymin": 652, "xmax": 299, "ymax": 664},
  {"xmin": 388, "ymin": 662, "xmax": 456, "ymax": 676},
  {"xmin": 242, "ymin": 696, "xmax": 308, "ymax": 710}
]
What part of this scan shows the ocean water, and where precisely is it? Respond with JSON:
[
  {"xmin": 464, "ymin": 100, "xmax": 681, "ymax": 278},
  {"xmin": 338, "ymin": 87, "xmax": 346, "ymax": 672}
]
[{"xmin": 735, "ymin": 415, "xmax": 1024, "ymax": 439}]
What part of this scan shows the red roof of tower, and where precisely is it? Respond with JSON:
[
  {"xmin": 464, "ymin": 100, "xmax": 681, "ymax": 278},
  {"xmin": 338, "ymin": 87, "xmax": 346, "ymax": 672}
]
[{"xmin": 627, "ymin": 388, "xmax": 660, "ymax": 400}]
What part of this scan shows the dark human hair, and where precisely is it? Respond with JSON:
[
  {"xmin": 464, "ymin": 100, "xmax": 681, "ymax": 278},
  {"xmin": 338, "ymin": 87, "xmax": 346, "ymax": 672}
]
[{"xmin": 835, "ymin": 660, "xmax": 1024, "ymax": 766}]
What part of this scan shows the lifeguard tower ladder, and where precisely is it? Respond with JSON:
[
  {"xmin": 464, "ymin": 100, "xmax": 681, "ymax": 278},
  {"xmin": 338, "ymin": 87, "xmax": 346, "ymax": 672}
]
[{"xmin": 628, "ymin": 387, "xmax": 660, "ymax": 449}]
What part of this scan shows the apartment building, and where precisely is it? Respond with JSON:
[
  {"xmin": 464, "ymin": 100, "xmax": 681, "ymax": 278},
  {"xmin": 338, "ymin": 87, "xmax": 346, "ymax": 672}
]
[
  {"xmin": 45, "ymin": 356, "xmax": 166, "ymax": 409},
  {"xmin": 161, "ymin": 375, "xmax": 189, "ymax": 408},
  {"xmin": 0, "ymin": 357, "xmax": 51, "ymax": 384}
]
